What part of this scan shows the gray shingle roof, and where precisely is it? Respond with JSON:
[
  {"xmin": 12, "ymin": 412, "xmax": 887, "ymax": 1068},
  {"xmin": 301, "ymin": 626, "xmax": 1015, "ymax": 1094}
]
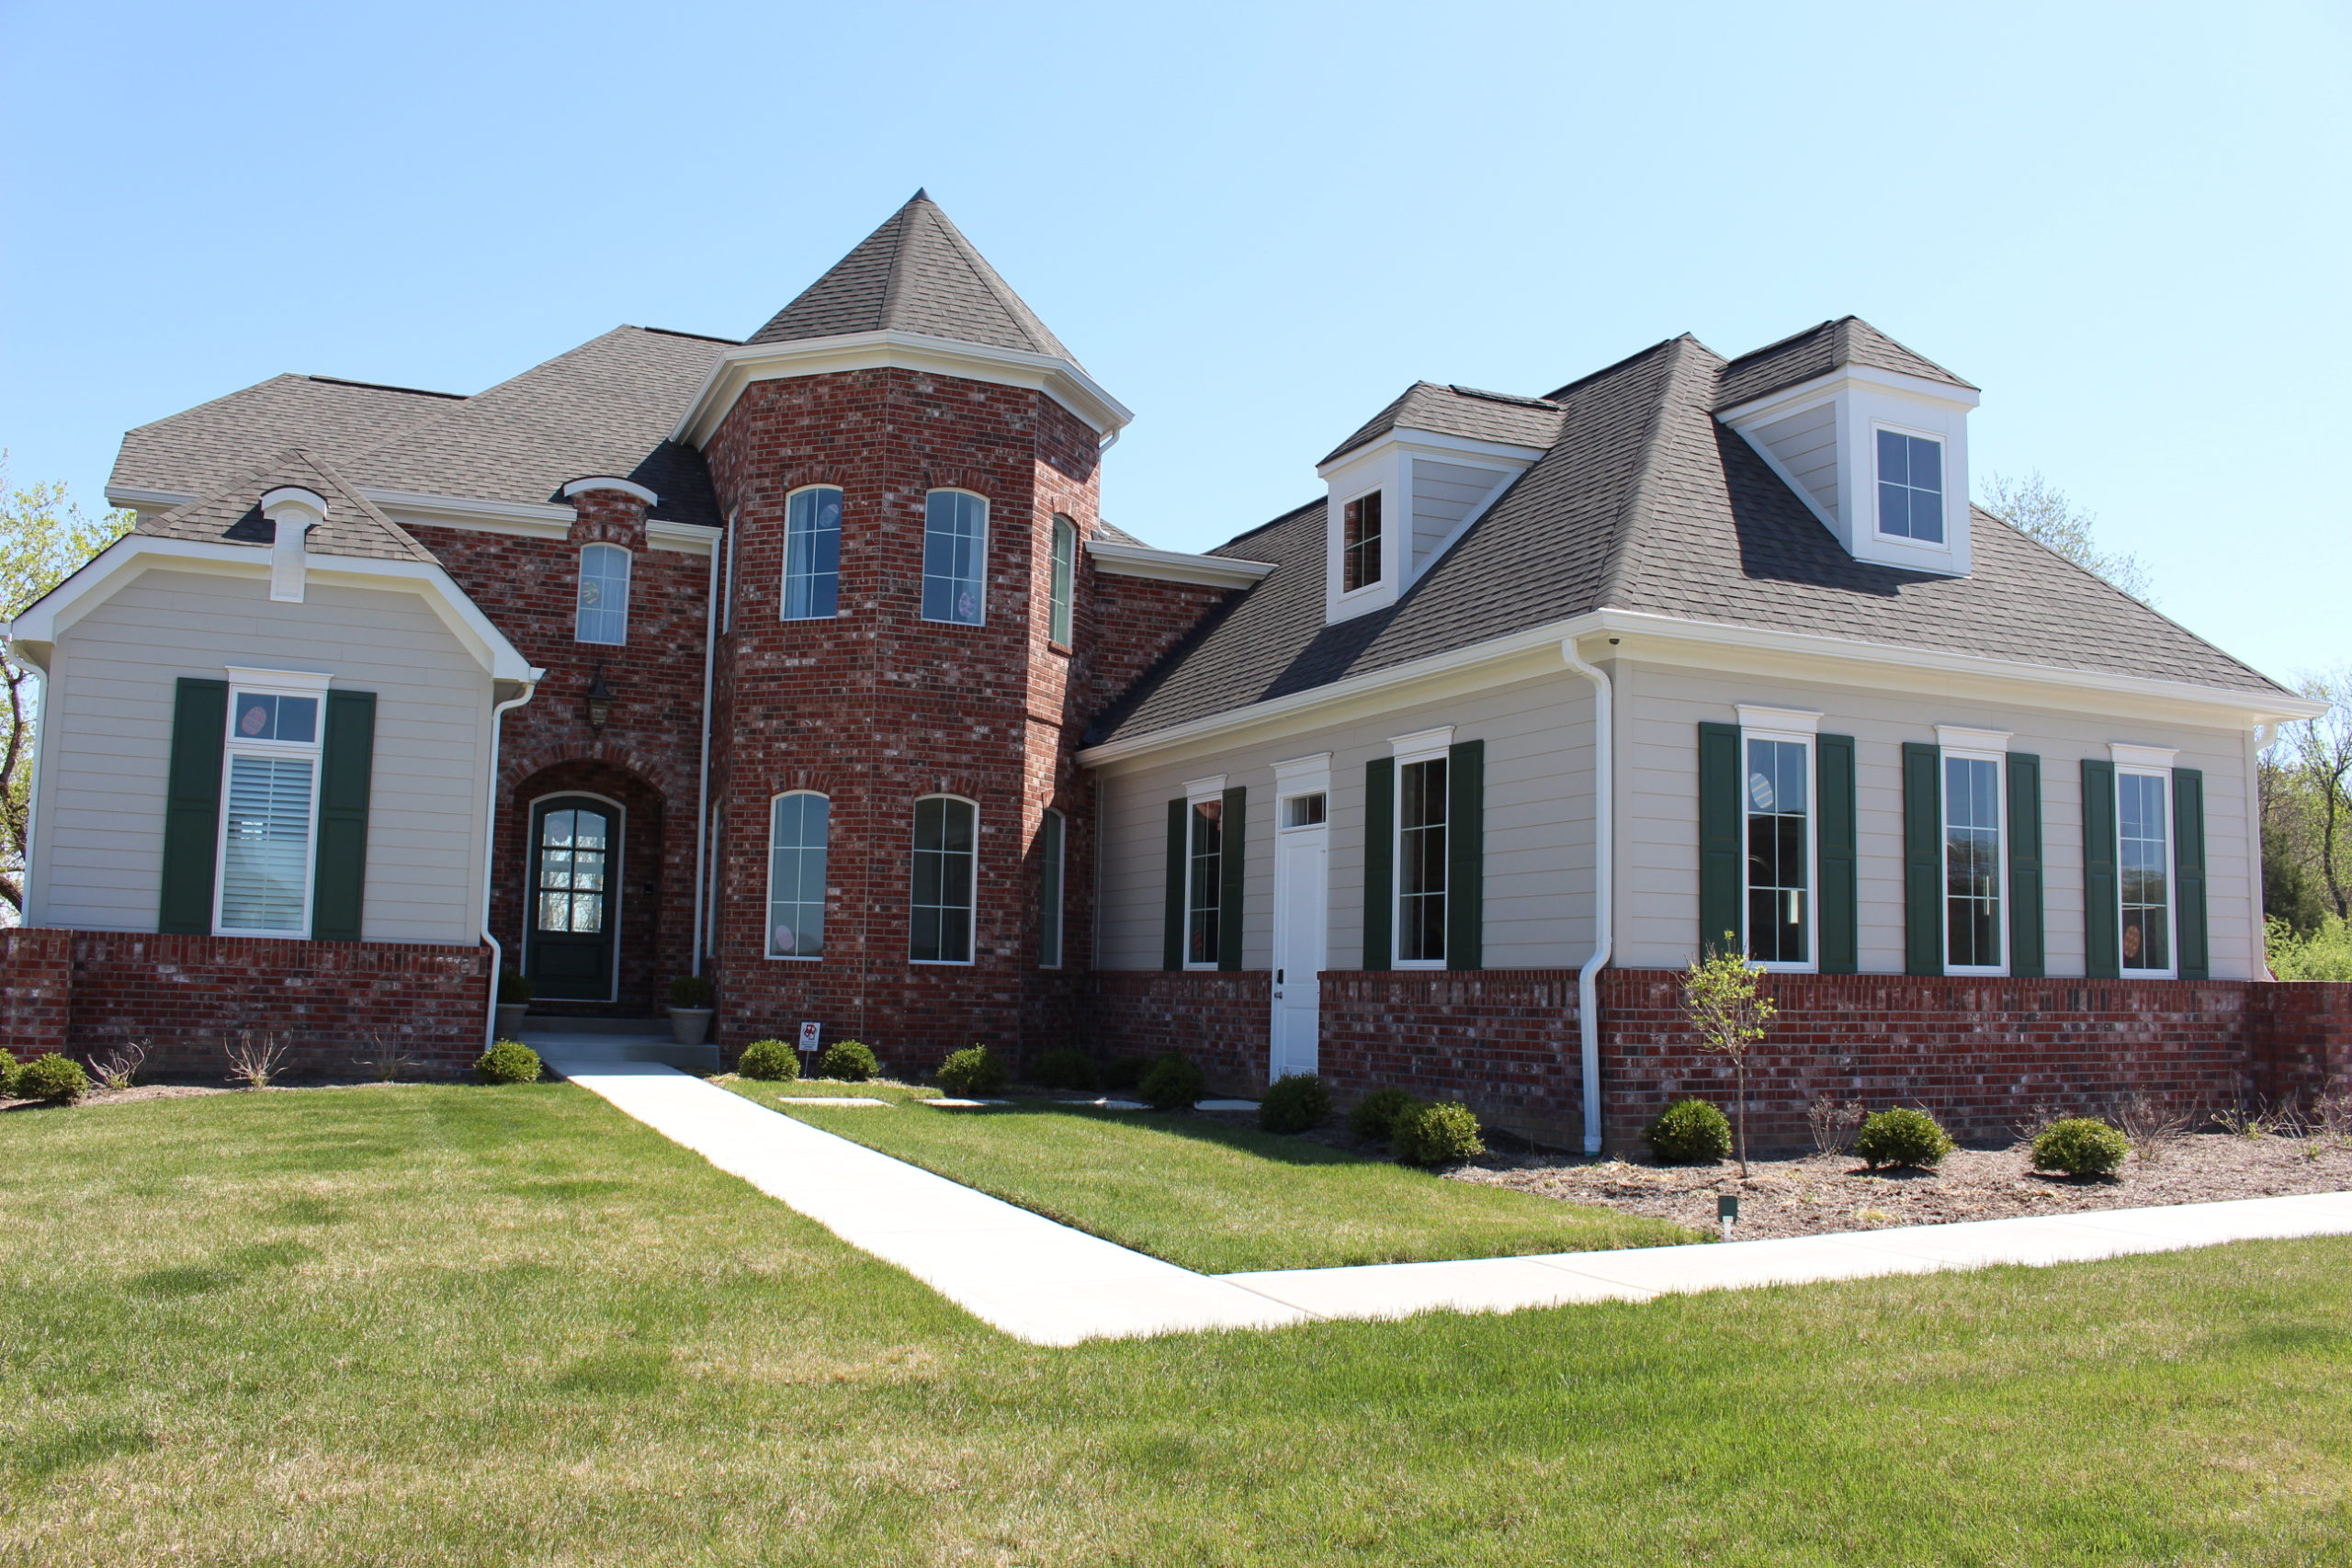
[
  {"xmin": 745, "ymin": 191, "xmax": 1075, "ymax": 364},
  {"xmin": 111, "ymin": 374, "xmax": 458, "ymax": 502},
  {"xmin": 1712, "ymin": 316, "xmax": 1976, "ymax": 410},
  {"xmin": 1319, "ymin": 382, "xmax": 1566, "ymax": 466},
  {"xmin": 1093, "ymin": 324, "xmax": 2283, "ymax": 745},
  {"xmin": 136, "ymin": 448, "xmax": 437, "ymax": 564}
]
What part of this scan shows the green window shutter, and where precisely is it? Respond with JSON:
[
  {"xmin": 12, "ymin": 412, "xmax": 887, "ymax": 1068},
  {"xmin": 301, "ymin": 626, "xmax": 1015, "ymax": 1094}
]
[
  {"xmin": 1363, "ymin": 758, "xmax": 1394, "ymax": 970},
  {"xmin": 1446, "ymin": 739, "xmax": 1485, "ymax": 971},
  {"xmin": 1901, "ymin": 741, "xmax": 1943, "ymax": 976},
  {"xmin": 2083, "ymin": 759, "xmax": 2120, "ymax": 978},
  {"xmin": 159, "ymin": 678, "xmax": 229, "ymax": 935},
  {"xmin": 1815, "ymin": 735, "xmax": 1858, "ymax": 975},
  {"xmin": 1162, "ymin": 799, "xmax": 1186, "ymax": 972},
  {"xmin": 2174, "ymin": 768, "xmax": 2208, "ymax": 980},
  {"xmin": 311, "ymin": 689, "xmax": 377, "ymax": 942},
  {"xmin": 2007, "ymin": 753, "xmax": 2045, "ymax": 976},
  {"xmin": 1696, "ymin": 722, "xmax": 1742, "ymax": 955},
  {"xmin": 1217, "ymin": 785, "xmax": 1247, "ymax": 971}
]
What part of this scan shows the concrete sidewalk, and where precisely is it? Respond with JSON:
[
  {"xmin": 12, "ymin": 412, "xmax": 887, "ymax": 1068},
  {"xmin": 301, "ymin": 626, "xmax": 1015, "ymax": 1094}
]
[{"xmin": 548, "ymin": 1053, "xmax": 2352, "ymax": 1346}]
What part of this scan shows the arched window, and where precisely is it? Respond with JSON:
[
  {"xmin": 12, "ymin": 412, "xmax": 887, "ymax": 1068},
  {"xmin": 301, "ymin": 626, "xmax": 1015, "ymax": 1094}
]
[
  {"xmin": 1047, "ymin": 514, "xmax": 1075, "ymax": 647},
  {"xmin": 922, "ymin": 490, "xmax": 987, "ymax": 626},
  {"xmin": 910, "ymin": 795, "xmax": 978, "ymax": 963},
  {"xmin": 575, "ymin": 544, "xmax": 631, "ymax": 645},
  {"xmin": 782, "ymin": 486, "xmax": 842, "ymax": 620},
  {"xmin": 767, "ymin": 792, "xmax": 829, "ymax": 959}
]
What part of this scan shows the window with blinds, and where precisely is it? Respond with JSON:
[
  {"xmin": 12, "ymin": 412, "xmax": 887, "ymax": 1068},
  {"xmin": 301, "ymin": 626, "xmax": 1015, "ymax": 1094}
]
[{"xmin": 219, "ymin": 753, "xmax": 316, "ymax": 934}]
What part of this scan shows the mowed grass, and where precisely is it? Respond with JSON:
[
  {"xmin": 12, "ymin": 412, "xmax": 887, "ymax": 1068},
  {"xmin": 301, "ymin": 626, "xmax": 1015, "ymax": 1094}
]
[
  {"xmin": 728, "ymin": 1083, "xmax": 1694, "ymax": 1270},
  {"xmin": 3, "ymin": 1087, "xmax": 2350, "ymax": 1567}
]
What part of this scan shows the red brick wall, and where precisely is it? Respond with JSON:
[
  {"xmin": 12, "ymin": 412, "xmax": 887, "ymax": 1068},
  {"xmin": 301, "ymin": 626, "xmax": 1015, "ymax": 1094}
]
[
  {"xmin": 1317, "ymin": 969, "xmax": 1588, "ymax": 1144},
  {"xmin": 2250, "ymin": 981, "xmax": 2352, "ymax": 1103},
  {"xmin": 7, "ymin": 931, "xmax": 489, "ymax": 1080},
  {"xmin": 1075, "ymin": 571, "xmax": 1236, "ymax": 733},
  {"xmin": 1083, "ymin": 970, "xmax": 1270, "ymax": 1092}
]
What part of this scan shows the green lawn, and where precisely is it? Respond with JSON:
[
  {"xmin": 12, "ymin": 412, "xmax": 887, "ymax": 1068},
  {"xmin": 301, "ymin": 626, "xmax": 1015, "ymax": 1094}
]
[
  {"xmin": 4, "ymin": 1085, "xmax": 2349, "ymax": 1567},
  {"xmin": 728, "ymin": 1082, "xmax": 1693, "ymax": 1270}
]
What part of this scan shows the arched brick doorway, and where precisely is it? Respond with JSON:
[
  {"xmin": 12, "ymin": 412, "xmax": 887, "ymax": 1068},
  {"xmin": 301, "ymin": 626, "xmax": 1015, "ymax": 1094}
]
[{"xmin": 494, "ymin": 760, "xmax": 676, "ymax": 1017}]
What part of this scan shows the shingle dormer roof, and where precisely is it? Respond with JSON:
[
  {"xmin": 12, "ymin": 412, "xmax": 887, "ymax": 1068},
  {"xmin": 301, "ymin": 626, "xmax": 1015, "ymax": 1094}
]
[
  {"xmin": 745, "ymin": 190, "xmax": 1076, "ymax": 364},
  {"xmin": 1319, "ymin": 382, "xmax": 1566, "ymax": 467},
  {"xmin": 1712, "ymin": 315, "xmax": 1976, "ymax": 410},
  {"xmin": 136, "ymin": 447, "xmax": 437, "ymax": 564}
]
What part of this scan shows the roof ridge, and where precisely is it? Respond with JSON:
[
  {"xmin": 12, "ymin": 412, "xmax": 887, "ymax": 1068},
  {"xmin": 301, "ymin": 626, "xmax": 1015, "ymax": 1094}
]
[
  {"xmin": 876, "ymin": 195, "xmax": 918, "ymax": 326},
  {"xmin": 305, "ymin": 375, "xmax": 466, "ymax": 400},
  {"xmin": 1593, "ymin": 336, "xmax": 1717, "ymax": 607}
]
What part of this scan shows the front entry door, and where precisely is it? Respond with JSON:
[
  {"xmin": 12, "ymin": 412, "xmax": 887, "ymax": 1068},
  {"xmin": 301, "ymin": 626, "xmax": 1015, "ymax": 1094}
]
[
  {"xmin": 527, "ymin": 796, "xmax": 619, "ymax": 1001},
  {"xmin": 1270, "ymin": 805, "xmax": 1329, "ymax": 1079}
]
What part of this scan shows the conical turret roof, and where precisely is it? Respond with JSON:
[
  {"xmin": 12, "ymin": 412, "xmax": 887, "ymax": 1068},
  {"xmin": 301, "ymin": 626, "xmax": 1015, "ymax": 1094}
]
[{"xmin": 747, "ymin": 191, "xmax": 1076, "ymax": 363}]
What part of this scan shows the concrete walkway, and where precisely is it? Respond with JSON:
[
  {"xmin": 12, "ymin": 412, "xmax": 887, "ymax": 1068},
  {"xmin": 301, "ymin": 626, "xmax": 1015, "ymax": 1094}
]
[{"xmin": 547, "ymin": 1053, "xmax": 2352, "ymax": 1346}]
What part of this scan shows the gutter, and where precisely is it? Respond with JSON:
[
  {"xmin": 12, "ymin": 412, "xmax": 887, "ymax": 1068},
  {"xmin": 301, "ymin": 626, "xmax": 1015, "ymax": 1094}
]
[
  {"xmin": 691, "ymin": 537, "xmax": 721, "ymax": 974},
  {"xmin": 1559, "ymin": 637, "xmax": 1613, "ymax": 1156},
  {"xmin": 481, "ymin": 674, "xmax": 544, "ymax": 1047}
]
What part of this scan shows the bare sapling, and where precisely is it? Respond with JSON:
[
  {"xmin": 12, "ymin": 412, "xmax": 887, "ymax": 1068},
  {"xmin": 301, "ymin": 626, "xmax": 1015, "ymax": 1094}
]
[
  {"xmin": 224, "ymin": 1031, "xmax": 291, "ymax": 1089},
  {"xmin": 1682, "ymin": 934, "xmax": 1779, "ymax": 1179},
  {"xmin": 89, "ymin": 1039, "xmax": 150, "ymax": 1092},
  {"xmin": 2110, "ymin": 1089, "xmax": 2192, "ymax": 1165},
  {"xmin": 1806, "ymin": 1095, "xmax": 1865, "ymax": 1156}
]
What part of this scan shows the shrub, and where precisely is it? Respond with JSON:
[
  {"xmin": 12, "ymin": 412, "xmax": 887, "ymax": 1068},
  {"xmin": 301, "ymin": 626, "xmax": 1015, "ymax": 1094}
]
[
  {"xmin": 1136, "ymin": 1052, "xmax": 1205, "ymax": 1112},
  {"xmin": 1259, "ymin": 1074, "xmax": 1330, "ymax": 1134},
  {"xmin": 0, "ymin": 1053, "xmax": 20, "ymax": 1099},
  {"xmin": 937, "ymin": 1044, "xmax": 1007, "ymax": 1097},
  {"xmin": 1348, "ymin": 1087, "xmax": 1419, "ymax": 1143},
  {"xmin": 2033, "ymin": 1116, "xmax": 2130, "ymax": 1178},
  {"xmin": 1101, "ymin": 1057, "xmax": 1147, "ymax": 1092},
  {"xmin": 1034, "ymin": 1046, "xmax": 1096, "ymax": 1092},
  {"xmin": 16, "ymin": 1053, "xmax": 86, "ymax": 1105},
  {"xmin": 669, "ymin": 976, "xmax": 714, "ymax": 1009},
  {"xmin": 1855, "ymin": 1106, "xmax": 1955, "ymax": 1170},
  {"xmin": 475, "ymin": 1040, "xmax": 543, "ymax": 1085},
  {"xmin": 738, "ymin": 1039, "xmax": 799, "ymax": 1082},
  {"xmin": 1393, "ymin": 1100, "xmax": 1485, "ymax": 1166},
  {"xmin": 817, "ymin": 1040, "xmax": 877, "ymax": 1082},
  {"xmin": 497, "ymin": 969, "xmax": 534, "ymax": 1006},
  {"xmin": 1644, "ymin": 1098, "xmax": 1733, "ymax": 1165}
]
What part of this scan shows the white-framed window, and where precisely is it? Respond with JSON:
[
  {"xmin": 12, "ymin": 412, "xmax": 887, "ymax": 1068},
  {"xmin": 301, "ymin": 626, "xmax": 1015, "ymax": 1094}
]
[
  {"xmin": 1388, "ymin": 729, "xmax": 1452, "ymax": 967},
  {"xmin": 1874, "ymin": 427, "xmax": 1946, "ymax": 545},
  {"xmin": 2118, "ymin": 766, "xmax": 2175, "ymax": 976},
  {"xmin": 215, "ymin": 671, "xmax": 332, "ymax": 938},
  {"xmin": 1942, "ymin": 752, "xmax": 2004, "ymax": 974},
  {"xmin": 1038, "ymin": 807, "xmax": 1066, "ymax": 968},
  {"xmin": 910, "ymin": 795, "xmax": 978, "ymax": 963},
  {"xmin": 1283, "ymin": 791, "xmax": 1328, "ymax": 829},
  {"xmin": 575, "ymin": 543, "xmax": 631, "ymax": 644},
  {"xmin": 1340, "ymin": 488, "xmax": 1384, "ymax": 592},
  {"xmin": 922, "ymin": 490, "xmax": 987, "ymax": 626},
  {"xmin": 766, "ymin": 791, "xmax": 829, "ymax": 959},
  {"xmin": 782, "ymin": 487, "xmax": 842, "ymax": 621},
  {"xmin": 1183, "ymin": 777, "xmax": 1226, "ymax": 968},
  {"xmin": 1737, "ymin": 709, "xmax": 1817, "ymax": 971},
  {"xmin": 1047, "ymin": 514, "xmax": 1076, "ymax": 647}
]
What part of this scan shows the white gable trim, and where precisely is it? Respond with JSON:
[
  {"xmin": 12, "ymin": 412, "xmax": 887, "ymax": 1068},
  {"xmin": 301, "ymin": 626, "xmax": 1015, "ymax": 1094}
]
[{"xmin": 1085, "ymin": 538, "xmax": 1274, "ymax": 589}]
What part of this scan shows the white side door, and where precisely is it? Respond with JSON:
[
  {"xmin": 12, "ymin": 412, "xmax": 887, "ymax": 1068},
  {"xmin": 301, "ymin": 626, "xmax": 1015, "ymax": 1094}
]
[{"xmin": 1270, "ymin": 805, "xmax": 1329, "ymax": 1080}]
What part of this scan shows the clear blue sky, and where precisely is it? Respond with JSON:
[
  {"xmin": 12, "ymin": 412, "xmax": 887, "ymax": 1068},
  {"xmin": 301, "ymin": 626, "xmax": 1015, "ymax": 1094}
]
[{"xmin": 5, "ymin": 1, "xmax": 2346, "ymax": 684}]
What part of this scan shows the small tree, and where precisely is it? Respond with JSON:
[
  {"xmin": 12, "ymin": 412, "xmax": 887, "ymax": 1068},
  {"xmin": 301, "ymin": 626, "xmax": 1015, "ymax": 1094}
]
[{"xmin": 1682, "ymin": 935, "xmax": 1778, "ymax": 1178}]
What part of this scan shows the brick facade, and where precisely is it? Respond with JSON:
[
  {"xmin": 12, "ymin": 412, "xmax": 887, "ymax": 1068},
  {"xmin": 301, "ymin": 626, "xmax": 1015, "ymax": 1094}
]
[
  {"xmin": 0, "ymin": 928, "xmax": 74, "ymax": 1062},
  {"xmin": 1317, "ymin": 969, "xmax": 1589, "ymax": 1145},
  {"xmin": 1083, "ymin": 970, "xmax": 1272, "ymax": 1090}
]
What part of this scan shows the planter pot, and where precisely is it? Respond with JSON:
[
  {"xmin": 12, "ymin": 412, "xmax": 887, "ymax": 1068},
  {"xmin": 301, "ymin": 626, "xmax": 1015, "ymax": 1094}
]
[
  {"xmin": 494, "ymin": 1003, "xmax": 529, "ymax": 1039},
  {"xmin": 668, "ymin": 1007, "xmax": 715, "ymax": 1046}
]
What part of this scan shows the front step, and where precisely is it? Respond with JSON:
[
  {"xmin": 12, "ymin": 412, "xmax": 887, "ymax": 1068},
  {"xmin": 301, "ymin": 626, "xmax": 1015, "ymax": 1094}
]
[
  {"xmin": 520, "ymin": 1023, "xmax": 717, "ymax": 1074},
  {"xmin": 517, "ymin": 1014, "xmax": 673, "ymax": 1035}
]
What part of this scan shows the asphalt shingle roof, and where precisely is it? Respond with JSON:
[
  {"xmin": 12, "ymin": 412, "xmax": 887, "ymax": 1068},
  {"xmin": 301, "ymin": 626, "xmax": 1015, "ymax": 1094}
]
[
  {"xmin": 1319, "ymin": 382, "xmax": 1566, "ymax": 466},
  {"xmin": 1712, "ymin": 316, "xmax": 1976, "ymax": 410},
  {"xmin": 136, "ymin": 448, "xmax": 438, "ymax": 564},
  {"xmin": 111, "ymin": 375, "xmax": 458, "ymax": 502},
  {"xmin": 745, "ymin": 191, "xmax": 1076, "ymax": 364},
  {"xmin": 1093, "ymin": 322, "xmax": 2284, "ymax": 745}
]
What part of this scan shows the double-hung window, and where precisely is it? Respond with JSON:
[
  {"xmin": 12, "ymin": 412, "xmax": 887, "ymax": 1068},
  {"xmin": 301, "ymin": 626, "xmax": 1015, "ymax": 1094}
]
[
  {"xmin": 216, "ymin": 676, "xmax": 328, "ymax": 938},
  {"xmin": 1942, "ymin": 748, "xmax": 2005, "ymax": 972},
  {"xmin": 766, "ymin": 792, "xmax": 829, "ymax": 958},
  {"xmin": 1875, "ymin": 428, "xmax": 1946, "ymax": 544},
  {"xmin": 1341, "ymin": 490, "xmax": 1383, "ymax": 592},
  {"xmin": 782, "ymin": 487, "xmax": 842, "ymax": 620},
  {"xmin": 2118, "ymin": 768, "xmax": 2173, "ymax": 974},
  {"xmin": 1184, "ymin": 791, "xmax": 1224, "ymax": 967},
  {"xmin": 1388, "ymin": 728, "xmax": 1453, "ymax": 966},
  {"xmin": 910, "ymin": 795, "xmax": 978, "ymax": 963},
  {"xmin": 1038, "ymin": 807, "xmax": 1066, "ymax": 968},
  {"xmin": 1047, "ymin": 515, "xmax": 1076, "ymax": 647},
  {"xmin": 922, "ymin": 490, "xmax": 987, "ymax": 626},
  {"xmin": 575, "ymin": 544, "xmax": 631, "ymax": 644},
  {"xmin": 1742, "ymin": 728, "xmax": 1813, "ymax": 968}
]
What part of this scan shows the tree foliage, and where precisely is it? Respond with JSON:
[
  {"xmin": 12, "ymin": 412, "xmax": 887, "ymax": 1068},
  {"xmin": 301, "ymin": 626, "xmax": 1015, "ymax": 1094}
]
[
  {"xmin": 1977, "ymin": 470, "xmax": 2154, "ymax": 603},
  {"xmin": 1, "ymin": 463, "xmax": 133, "ymax": 919},
  {"xmin": 1682, "ymin": 937, "xmax": 1778, "ymax": 1177}
]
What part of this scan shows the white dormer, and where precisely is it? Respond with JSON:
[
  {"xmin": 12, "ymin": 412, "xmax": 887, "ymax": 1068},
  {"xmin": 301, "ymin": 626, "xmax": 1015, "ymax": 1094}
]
[
  {"xmin": 1720, "ymin": 358, "xmax": 1981, "ymax": 577},
  {"xmin": 1318, "ymin": 426, "xmax": 1544, "ymax": 625}
]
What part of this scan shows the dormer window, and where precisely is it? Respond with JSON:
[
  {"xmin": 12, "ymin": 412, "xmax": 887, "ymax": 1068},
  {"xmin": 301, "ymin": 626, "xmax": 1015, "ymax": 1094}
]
[
  {"xmin": 1875, "ymin": 429, "xmax": 1945, "ymax": 545},
  {"xmin": 1341, "ymin": 491, "xmax": 1383, "ymax": 592}
]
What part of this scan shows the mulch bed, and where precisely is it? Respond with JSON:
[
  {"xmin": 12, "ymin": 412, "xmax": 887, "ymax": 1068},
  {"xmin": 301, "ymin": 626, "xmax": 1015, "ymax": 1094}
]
[{"xmin": 1451, "ymin": 1133, "xmax": 2352, "ymax": 1239}]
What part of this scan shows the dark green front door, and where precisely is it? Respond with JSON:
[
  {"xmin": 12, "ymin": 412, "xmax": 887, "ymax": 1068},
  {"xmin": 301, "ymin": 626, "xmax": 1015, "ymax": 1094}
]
[{"xmin": 527, "ymin": 796, "xmax": 618, "ymax": 1001}]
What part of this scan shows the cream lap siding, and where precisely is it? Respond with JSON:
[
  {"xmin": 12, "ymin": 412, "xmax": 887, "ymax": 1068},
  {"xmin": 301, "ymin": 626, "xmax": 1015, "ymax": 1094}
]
[
  {"xmin": 34, "ymin": 569, "xmax": 492, "ymax": 944},
  {"xmin": 1751, "ymin": 402, "xmax": 1838, "ymax": 520},
  {"xmin": 1093, "ymin": 667, "xmax": 1597, "ymax": 974},
  {"xmin": 1616, "ymin": 660, "xmax": 2257, "ymax": 979},
  {"xmin": 1409, "ymin": 460, "xmax": 1509, "ymax": 577}
]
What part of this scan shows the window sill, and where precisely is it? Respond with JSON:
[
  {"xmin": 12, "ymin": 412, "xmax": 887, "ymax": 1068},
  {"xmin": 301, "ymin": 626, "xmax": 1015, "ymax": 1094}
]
[
  {"xmin": 764, "ymin": 954, "xmax": 823, "ymax": 963},
  {"xmin": 1393, "ymin": 958, "xmax": 1447, "ymax": 971},
  {"xmin": 1047, "ymin": 640, "xmax": 1072, "ymax": 657},
  {"xmin": 910, "ymin": 957, "xmax": 976, "ymax": 967}
]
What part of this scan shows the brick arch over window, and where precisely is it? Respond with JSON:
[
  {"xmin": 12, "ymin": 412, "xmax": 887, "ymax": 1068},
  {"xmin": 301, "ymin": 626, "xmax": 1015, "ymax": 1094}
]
[
  {"xmin": 921, "ymin": 465, "xmax": 994, "ymax": 497},
  {"xmin": 773, "ymin": 465, "xmax": 852, "ymax": 495},
  {"xmin": 499, "ymin": 739, "xmax": 689, "ymax": 807}
]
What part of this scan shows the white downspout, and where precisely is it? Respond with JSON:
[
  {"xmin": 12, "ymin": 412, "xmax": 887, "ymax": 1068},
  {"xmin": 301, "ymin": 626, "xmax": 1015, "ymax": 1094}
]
[
  {"xmin": 481, "ymin": 676, "xmax": 542, "ymax": 1048},
  {"xmin": 1561, "ymin": 637, "xmax": 1614, "ymax": 1155},
  {"xmin": 690, "ymin": 538, "xmax": 720, "ymax": 975}
]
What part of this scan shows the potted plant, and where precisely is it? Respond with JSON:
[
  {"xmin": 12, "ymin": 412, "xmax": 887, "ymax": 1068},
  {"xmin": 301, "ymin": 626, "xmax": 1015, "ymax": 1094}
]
[
  {"xmin": 668, "ymin": 975, "xmax": 715, "ymax": 1045},
  {"xmin": 496, "ymin": 970, "xmax": 533, "ymax": 1039}
]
